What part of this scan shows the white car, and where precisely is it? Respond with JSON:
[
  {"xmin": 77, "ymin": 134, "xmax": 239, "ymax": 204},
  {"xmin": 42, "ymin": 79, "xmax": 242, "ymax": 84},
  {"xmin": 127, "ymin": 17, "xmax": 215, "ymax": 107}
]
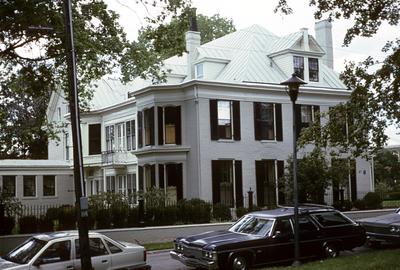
[{"xmin": 0, "ymin": 231, "xmax": 150, "ymax": 270}]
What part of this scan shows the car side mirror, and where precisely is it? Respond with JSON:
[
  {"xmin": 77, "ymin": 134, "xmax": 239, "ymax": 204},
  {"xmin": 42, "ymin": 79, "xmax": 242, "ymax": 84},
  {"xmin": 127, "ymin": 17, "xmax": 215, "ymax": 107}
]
[{"xmin": 33, "ymin": 258, "xmax": 43, "ymax": 267}]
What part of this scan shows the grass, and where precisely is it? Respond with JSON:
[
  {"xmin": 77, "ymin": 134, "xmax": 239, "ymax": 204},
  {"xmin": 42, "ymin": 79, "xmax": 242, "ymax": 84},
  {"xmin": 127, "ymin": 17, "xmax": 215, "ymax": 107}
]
[
  {"xmin": 382, "ymin": 200, "xmax": 400, "ymax": 208},
  {"xmin": 263, "ymin": 248, "xmax": 400, "ymax": 270},
  {"xmin": 143, "ymin": 241, "xmax": 173, "ymax": 251}
]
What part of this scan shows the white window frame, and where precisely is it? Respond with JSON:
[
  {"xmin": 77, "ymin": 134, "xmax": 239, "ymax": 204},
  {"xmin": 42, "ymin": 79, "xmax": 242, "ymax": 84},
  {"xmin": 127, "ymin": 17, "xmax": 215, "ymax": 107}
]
[
  {"xmin": 23, "ymin": 175, "xmax": 37, "ymax": 198},
  {"xmin": 43, "ymin": 175, "xmax": 57, "ymax": 197}
]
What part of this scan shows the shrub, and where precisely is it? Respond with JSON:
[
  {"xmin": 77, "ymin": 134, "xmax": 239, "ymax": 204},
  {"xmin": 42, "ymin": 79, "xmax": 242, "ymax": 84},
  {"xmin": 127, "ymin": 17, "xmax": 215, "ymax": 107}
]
[
  {"xmin": 58, "ymin": 206, "xmax": 76, "ymax": 230},
  {"xmin": 212, "ymin": 203, "xmax": 231, "ymax": 221},
  {"xmin": 388, "ymin": 192, "xmax": 400, "ymax": 200},
  {"xmin": 45, "ymin": 207, "xmax": 60, "ymax": 222},
  {"xmin": 363, "ymin": 192, "xmax": 382, "ymax": 209},
  {"xmin": 96, "ymin": 208, "xmax": 112, "ymax": 229},
  {"xmin": 353, "ymin": 199, "xmax": 366, "ymax": 210},
  {"xmin": 332, "ymin": 200, "xmax": 353, "ymax": 212},
  {"xmin": 111, "ymin": 204, "xmax": 129, "ymax": 228},
  {"xmin": 127, "ymin": 207, "xmax": 139, "ymax": 227},
  {"xmin": 0, "ymin": 216, "xmax": 15, "ymax": 235},
  {"xmin": 178, "ymin": 199, "xmax": 211, "ymax": 224},
  {"xmin": 19, "ymin": 215, "xmax": 38, "ymax": 234},
  {"xmin": 236, "ymin": 207, "xmax": 248, "ymax": 219},
  {"xmin": 37, "ymin": 216, "xmax": 54, "ymax": 232}
]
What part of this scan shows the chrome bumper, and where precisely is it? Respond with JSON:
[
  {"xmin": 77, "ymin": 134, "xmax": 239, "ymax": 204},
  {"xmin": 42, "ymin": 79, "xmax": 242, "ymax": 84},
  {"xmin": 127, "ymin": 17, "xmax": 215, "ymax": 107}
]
[
  {"xmin": 367, "ymin": 232, "xmax": 400, "ymax": 242},
  {"xmin": 170, "ymin": 250, "xmax": 218, "ymax": 270}
]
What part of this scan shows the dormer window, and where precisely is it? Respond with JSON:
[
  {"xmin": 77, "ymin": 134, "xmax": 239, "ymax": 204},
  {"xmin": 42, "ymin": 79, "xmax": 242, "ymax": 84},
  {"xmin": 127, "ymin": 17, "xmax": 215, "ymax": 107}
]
[
  {"xmin": 309, "ymin": 58, "xmax": 319, "ymax": 82},
  {"xmin": 293, "ymin": 56, "xmax": 304, "ymax": 79},
  {"xmin": 195, "ymin": 63, "xmax": 204, "ymax": 79}
]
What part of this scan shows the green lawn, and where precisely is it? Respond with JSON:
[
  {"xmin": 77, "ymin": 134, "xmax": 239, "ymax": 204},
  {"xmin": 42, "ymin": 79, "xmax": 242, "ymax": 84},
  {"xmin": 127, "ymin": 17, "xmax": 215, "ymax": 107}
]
[
  {"xmin": 263, "ymin": 248, "xmax": 400, "ymax": 270},
  {"xmin": 143, "ymin": 241, "xmax": 173, "ymax": 251}
]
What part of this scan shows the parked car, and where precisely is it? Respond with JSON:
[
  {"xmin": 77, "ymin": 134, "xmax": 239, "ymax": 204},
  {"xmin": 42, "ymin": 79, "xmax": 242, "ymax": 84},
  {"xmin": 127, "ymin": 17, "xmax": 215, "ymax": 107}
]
[
  {"xmin": 0, "ymin": 231, "xmax": 150, "ymax": 270},
  {"xmin": 170, "ymin": 205, "xmax": 366, "ymax": 270},
  {"xmin": 358, "ymin": 208, "xmax": 400, "ymax": 246}
]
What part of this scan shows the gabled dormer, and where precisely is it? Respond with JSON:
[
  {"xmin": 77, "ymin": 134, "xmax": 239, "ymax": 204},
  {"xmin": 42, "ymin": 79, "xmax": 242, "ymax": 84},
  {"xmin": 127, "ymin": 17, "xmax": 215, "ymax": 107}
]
[{"xmin": 268, "ymin": 27, "xmax": 326, "ymax": 84}]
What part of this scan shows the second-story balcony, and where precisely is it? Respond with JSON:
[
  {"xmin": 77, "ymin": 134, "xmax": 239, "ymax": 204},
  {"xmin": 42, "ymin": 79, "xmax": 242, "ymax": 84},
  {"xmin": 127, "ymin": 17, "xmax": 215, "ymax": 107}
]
[{"xmin": 101, "ymin": 150, "xmax": 132, "ymax": 166}]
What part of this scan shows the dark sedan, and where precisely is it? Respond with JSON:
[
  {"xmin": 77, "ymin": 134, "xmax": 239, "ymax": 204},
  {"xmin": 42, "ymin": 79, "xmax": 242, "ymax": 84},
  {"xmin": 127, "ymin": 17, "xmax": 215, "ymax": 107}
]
[
  {"xmin": 358, "ymin": 208, "xmax": 400, "ymax": 246},
  {"xmin": 170, "ymin": 205, "xmax": 366, "ymax": 270}
]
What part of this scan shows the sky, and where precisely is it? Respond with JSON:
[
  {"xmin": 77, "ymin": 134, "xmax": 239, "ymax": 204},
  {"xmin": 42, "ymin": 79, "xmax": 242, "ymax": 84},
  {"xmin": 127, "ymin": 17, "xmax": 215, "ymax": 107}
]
[{"xmin": 105, "ymin": 0, "xmax": 400, "ymax": 146}]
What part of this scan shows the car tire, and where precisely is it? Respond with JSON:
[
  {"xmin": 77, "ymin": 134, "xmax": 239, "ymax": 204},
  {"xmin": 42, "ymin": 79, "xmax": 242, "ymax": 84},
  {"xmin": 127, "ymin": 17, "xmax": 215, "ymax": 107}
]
[
  {"xmin": 324, "ymin": 243, "xmax": 340, "ymax": 258},
  {"xmin": 230, "ymin": 254, "xmax": 249, "ymax": 270},
  {"xmin": 367, "ymin": 240, "xmax": 381, "ymax": 249}
]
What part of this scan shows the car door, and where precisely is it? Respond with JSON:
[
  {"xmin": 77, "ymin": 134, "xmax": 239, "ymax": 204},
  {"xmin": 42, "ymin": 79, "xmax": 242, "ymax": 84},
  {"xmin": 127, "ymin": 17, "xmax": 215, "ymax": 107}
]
[
  {"xmin": 267, "ymin": 217, "xmax": 294, "ymax": 263},
  {"xmin": 74, "ymin": 238, "xmax": 111, "ymax": 270},
  {"xmin": 30, "ymin": 240, "xmax": 73, "ymax": 270},
  {"xmin": 297, "ymin": 215, "xmax": 320, "ymax": 258}
]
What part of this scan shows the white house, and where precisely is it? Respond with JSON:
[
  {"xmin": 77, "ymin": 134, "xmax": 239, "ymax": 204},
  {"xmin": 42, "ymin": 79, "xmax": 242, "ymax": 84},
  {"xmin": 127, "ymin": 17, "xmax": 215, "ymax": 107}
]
[{"xmin": 1, "ymin": 20, "xmax": 374, "ymax": 208}]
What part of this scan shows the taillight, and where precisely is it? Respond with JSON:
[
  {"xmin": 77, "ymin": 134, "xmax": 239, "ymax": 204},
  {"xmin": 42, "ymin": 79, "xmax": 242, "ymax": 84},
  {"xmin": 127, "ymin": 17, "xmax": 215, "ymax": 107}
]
[{"xmin": 144, "ymin": 249, "xmax": 147, "ymax": 262}]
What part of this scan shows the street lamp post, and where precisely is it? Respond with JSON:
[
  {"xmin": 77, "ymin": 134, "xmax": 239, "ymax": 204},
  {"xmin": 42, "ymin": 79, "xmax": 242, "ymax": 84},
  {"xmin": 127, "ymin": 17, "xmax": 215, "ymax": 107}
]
[{"xmin": 280, "ymin": 74, "xmax": 307, "ymax": 266}]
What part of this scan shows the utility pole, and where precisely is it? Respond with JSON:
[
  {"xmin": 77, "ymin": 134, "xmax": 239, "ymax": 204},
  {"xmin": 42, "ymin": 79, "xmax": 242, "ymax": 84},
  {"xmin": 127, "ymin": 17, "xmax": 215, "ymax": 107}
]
[{"xmin": 63, "ymin": 0, "xmax": 92, "ymax": 269}]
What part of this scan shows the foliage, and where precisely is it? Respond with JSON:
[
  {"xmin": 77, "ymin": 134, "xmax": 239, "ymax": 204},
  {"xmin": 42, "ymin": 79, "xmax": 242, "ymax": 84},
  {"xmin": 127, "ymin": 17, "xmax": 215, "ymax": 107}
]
[
  {"xmin": 374, "ymin": 149, "xmax": 400, "ymax": 191},
  {"xmin": 0, "ymin": 0, "xmax": 191, "ymax": 158},
  {"xmin": 275, "ymin": 0, "xmax": 400, "ymax": 157},
  {"xmin": 0, "ymin": 216, "xmax": 15, "ymax": 235},
  {"xmin": 363, "ymin": 192, "xmax": 382, "ymax": 209},
  {"xmin": 387, "ymin": 192, "xmax": 400, "ymax": 200},
  {"xmin": 178, "ymin": 198, "xmax": 211, "ymax": 224},
  {"xmin": 57, "ymin": 205, "xmax": 76, "ymax": 230},
  {"xmin": 212, "ymin": 203, "xmax": 231, "ymax": 221},
  {"xmin": 0, "ymin": 190, "xmax": 22, "ymax": 217},
  {"xmin": 353, "ymin": 199, "xmax": 366, "ymax": 210},
  {"xmin": 18, "ymin": 215, "xmax": 38, "ymax": 234},
  {"xmin": 37, "ymin": 216, "xmax": 54, "ymax": 233},
  {"xmin": 332, "ymin": 200, "xmax": 353, "ymax": 211}
]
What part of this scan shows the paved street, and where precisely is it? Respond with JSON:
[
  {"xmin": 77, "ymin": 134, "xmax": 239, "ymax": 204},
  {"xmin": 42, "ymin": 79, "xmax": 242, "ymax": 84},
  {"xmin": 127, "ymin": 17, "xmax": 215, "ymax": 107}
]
[{"xmin": 147, "ymin": 246, "xmax": 371, "ymax": 270}]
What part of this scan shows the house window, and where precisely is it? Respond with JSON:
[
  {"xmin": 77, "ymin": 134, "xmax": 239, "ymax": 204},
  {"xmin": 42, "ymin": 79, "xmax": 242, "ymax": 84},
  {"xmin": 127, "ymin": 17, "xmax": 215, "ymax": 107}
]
[
  {"xmin": 254, "ymin": 103, "xmax": 283, "ymax": 141},
  {"xmin": 43, "ymin": 175, "xmax": 56, "ymax": 196},
  {"xmin": 115, "ymin": 123, "xmax": 125, "ymax": 151},
  {"xmin": 57, "ymin": 107, "xmax": 62, "ymax": 121},
  {"xmin": 255, "ymin": 160, "xmax": 277, "ymax": 207},
  {"xmin": 2, "ymin": 176, "xmax": 16, "ymax": 197},
  {"xmin": 309, "ymin": 58, "xmax": 319, "ymax": 82},
  {"xmin": 295, "ymin": 104, "xmax": 319, "ymax": 138},
  {"xmin": 65, "ymin": 132, "xmax": 70, "ymax": 160},
  {"xmin": 144, "ymin": 165, "xmax": 156, "ymax": 191},
  {"xmin": 210, "ymin": 100, "xmax": 241, "ymax": 141},
  {"xmin": 158, "ymin": 106, "xmax": 181, "ymax": 145},
  {"xmin": 211, "ymin": 160, "xmax": 243, "ymax": 208},
  {"xmin": 23, "ymin": 176, "xmax": 36, "ymax": 197},
  {"xmin": 143, "ymin": 108, "xmax": 155, "ymax": 146},
  {"xmin": 105, "ymin": 126, "xmax": 115, "ymax": 151},
  {"xmin": 293, "ymin": 56, "xmax": 304, "ymax": 79},
  {"xmin": 106, "ymin": 176, "xmax": 116, "ymax": 193},
  {"xmin": 88, "ymin": 124, "xmax": 101, "ymax": 155},
  {"xmin": 117, "ymin": 175, "xmax": 126, "ymax": 194},
  {"xmin": 195, "ymin": 63, "xmax": 204, "ymax": 79},
  {"xmin": 127, "ymin": 173, "xmax": 137, "ymax": 203},
  {"xmin": 126, "ymin": 120, "xmax": 136, "ymax": 151},
  {"xmin": 158, "ymin": 163, "xmax": 183, "ymax": 204}
]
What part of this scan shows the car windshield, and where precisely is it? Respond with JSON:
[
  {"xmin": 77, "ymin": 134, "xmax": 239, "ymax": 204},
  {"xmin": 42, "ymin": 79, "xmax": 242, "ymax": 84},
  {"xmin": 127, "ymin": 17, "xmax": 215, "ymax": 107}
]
[
  {"xmin": 2, "ymin": 237, "xmax": 47, "ymax": 264},
  {"xmin": 229, "ymin": 215, "xmax": 275, "ymax": 236}
]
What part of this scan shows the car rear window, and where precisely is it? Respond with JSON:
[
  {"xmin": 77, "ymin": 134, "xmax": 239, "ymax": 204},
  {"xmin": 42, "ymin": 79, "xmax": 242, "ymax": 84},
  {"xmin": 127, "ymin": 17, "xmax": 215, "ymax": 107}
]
[{"xmin": 311, "ymin": 211, "xmax": 352, "ymax": 227}]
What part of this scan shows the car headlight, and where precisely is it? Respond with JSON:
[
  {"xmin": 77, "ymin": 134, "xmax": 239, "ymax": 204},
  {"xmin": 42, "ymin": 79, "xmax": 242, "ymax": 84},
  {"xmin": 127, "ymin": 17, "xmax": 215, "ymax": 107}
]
[
  {"xmin": 175, "ymin": 243, "xmax": 184, "ymax": 252},
  {"xmin": 202, "ymin": 250, "xmax": 217, "ymax": 261},
  {"xmin": 390, "ymin": 226, "xmax": 400, "ymax": 233}
]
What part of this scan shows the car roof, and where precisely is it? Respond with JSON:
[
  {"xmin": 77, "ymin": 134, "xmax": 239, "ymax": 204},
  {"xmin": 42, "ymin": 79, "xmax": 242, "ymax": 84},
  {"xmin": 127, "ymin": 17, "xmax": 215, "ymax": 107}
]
[
  {"xmin": 33, "ymin": 231, "xmax": 103, "ymax": 242},
  {"xmin": 248, "ymin": 205, "xmax": 336, "ymax": 218}
]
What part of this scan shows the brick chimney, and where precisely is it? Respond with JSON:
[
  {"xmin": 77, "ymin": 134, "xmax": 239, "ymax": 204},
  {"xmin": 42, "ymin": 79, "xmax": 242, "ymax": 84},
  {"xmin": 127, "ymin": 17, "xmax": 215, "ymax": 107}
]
[
  {"xmin": 315, "ymin": 20, "xmax": 333, "ymax": 69},
  {"xmin": 185, "ymin": 8, "xmax": 201, "ymax": 80}
]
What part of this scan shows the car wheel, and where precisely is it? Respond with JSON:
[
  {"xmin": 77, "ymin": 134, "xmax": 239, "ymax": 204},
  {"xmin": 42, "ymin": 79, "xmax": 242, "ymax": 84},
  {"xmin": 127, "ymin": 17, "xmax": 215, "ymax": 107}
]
[
  {"xmin": 367, "ymin": 240, "xmax": 381, "ymax": 249},
  {"xmin": 324, "ymin": 243, "xmax": 339, "ymax": 258},
  {"xmin": 231, "ymin": 255, "xmax": 248, "ymax": 270}
]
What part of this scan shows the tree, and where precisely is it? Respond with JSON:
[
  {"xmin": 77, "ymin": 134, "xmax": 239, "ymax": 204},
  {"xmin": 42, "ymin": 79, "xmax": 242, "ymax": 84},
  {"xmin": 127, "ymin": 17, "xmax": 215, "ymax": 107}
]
[
  {"xmin": 276, "ymin": 0, "xmax": 400, "ymax": 157},
  {"xmin": 374, "ymin": 149, "xmax": 400, "ymax": 191},
  {"xmin": 0, "ymin": 0, "xmax": 191, "ymax": 158},
  {"xmin": 121, "ymin": 12, "xmax": 236, "ymax": 82}
]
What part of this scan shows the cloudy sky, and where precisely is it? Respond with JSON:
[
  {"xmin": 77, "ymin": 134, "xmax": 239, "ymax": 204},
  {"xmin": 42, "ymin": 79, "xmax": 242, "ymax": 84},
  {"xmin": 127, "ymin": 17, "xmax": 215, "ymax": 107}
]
[{"xmin": 105, "ymin": 0, "xmax": 400, "ymax": 145}]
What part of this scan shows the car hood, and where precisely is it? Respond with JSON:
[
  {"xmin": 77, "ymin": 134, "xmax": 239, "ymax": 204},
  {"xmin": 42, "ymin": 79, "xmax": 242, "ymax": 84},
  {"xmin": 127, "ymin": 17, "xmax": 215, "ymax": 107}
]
[
  {"xmin": 0, "ymin": 258, "xmax": 26, "ymax": 270},
  {"xmin": 181, "ymin": 230, "xmax": 258, "ymax": 249},
  {"xmin": 359, "ymin": 213, "xmax": 400, "ymax": 226}
]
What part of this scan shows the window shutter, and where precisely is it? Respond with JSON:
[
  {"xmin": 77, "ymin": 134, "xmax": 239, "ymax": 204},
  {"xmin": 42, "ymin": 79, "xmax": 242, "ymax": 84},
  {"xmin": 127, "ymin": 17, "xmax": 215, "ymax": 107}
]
[
  {"xmin": 88, "ymin": 124, "xmax": 101, "ymax": 155},
  {"xmin": 150, "ymin": 164, "xmax": 156, "ymax": 188},
  {"xmin": 277, "ymin": 160, "xmax": 285, "ymax": 205},
  {"xmin": 177, "ymin": 163, "xmax": 183, "ymax": 200},
  {"xmin": 233, "ymin": 101, "xmax": 241, "ymax": 140},
  {"xmin": 176, "ymin": 106, "xmax": 182, "ymax": 145},
  {"xmin": 314, "ymin": 105, "xmax": 321, "ymax": 135},
  {"xmin": 209, "ymin": 100, "xmax": 218, "ymax": 140},
  {"xmin": 211, "ymin": 160, "xmax": 220, "ymax": 204},
  {"xmin": 149, "ymin": 107, "xmax": 155, "ymax": 145},
  {"xmin": 158, "ymin": 107, "xmax": 164, "ymax": 145},
  {"xmin": 275, "ymin": 103, "xmax": 283, "ymax": 141},
  {"xmin": 138, "ymin": 166, "xmax": 143, "ymax": 191},
  {"xmin": 254, "ymin": 102, "xmax": 261, "ymax": 140},
  {"xmin": 255, "ymin": 160, "xmax": 264, "ymax": 207},
  {"xmin": 235, "ymin": 160, "xmax": 243, "ymax": 208},
  {"xmin": 295, "ymin": 104, "xmax": 302, "ymax": 140},
  {"xmin": 138, "ymin": 111, "xmax": 143, "ymax": 148},
  {"xmin": 158, "ymin": 164, "xmax": 164, "ymax": 189}
]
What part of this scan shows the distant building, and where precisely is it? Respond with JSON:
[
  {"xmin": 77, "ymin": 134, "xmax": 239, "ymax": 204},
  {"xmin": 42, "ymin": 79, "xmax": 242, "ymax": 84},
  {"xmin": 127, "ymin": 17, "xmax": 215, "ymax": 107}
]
[{"xmin": 1, "ymin": 20, "xmax": 373, "ymax": 207}]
